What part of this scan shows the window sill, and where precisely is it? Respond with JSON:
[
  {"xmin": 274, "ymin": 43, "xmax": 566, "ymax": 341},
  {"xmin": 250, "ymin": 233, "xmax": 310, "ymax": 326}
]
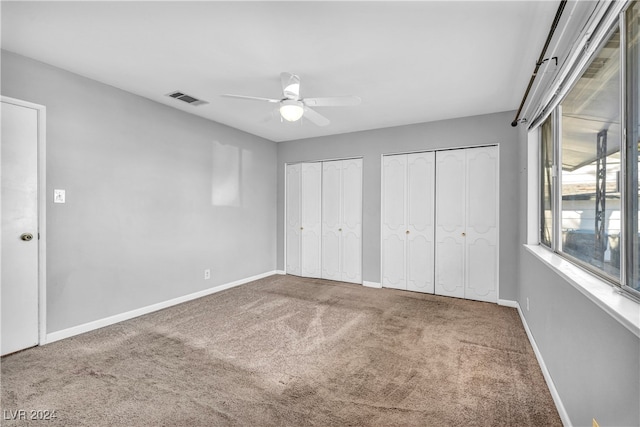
[{"xmin": 524, "ymin": 244, "xmax": 640, "ymax": 338}]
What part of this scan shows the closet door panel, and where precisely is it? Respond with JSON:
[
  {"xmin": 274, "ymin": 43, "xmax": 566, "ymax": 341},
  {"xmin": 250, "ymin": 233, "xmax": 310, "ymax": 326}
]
[
  {"xmin": 301, "ymin": 162, "xmax": 322, "ymax": 278},
  {"xmin": 322, "ymin": 161, "xmax": 342, "ymax": 281},
  {"xmin": 435, "ymin": 150, "xmax": 465, "ymax": 298},
  {"xmin": 342, "ymin": 158, "xmax": 363, "ymax": 283},
  {"xmin": 467, "ymin": 239, "xmax": 497, "ymax": 301},
  {"xmin": 407, "ymin": 152, "xmax": 435, "ymax": 293},
  {"xmin": 382, "ymin": 155, "xmax": 407, "ymax": 289},
  {"xmin": 465, "ymin": 147, "xmax": 498, "ymax": 302},
  {"xmin": 436, "ymin": 237, "xmax": 465, "ymax": 298},
  {"xmin": 343, "ymin": 232, "xmax": 362, "ymax": 283},
  {"xmin": 286, "ymin": 164, "xmax": 302, "ymax": 276}
]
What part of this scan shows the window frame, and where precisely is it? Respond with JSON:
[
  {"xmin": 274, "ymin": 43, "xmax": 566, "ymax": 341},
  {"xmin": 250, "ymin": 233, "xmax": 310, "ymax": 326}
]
[{"xmin": 533, "ymin": 3, "xmax": 640, "ymax": 301}]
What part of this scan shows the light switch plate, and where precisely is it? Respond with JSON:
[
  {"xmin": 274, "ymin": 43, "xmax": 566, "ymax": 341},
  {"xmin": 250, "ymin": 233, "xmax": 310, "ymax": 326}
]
[{"xmin": 54, "ymin": 189, "xmax": 65, "ymax": 203}]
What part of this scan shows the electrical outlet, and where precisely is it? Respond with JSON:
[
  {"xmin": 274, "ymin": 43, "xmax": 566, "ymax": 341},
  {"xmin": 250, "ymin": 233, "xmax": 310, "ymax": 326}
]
[
  {"xmin": 526, "ymin": 297, "xmax": 530, "ymax": 312},
  {"xmin": 593, "ymin": 418, "xmax": 600, "ymax": 427},
  {"xmin": 204, "ymin": 269, "xmax": 211, "ymax": 280}
]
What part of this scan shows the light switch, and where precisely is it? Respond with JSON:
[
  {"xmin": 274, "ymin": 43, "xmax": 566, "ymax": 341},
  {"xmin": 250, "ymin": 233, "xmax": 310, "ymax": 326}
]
[{"xmin": 54, "ymin": 189, "xmax": 65, "ymax": 204}]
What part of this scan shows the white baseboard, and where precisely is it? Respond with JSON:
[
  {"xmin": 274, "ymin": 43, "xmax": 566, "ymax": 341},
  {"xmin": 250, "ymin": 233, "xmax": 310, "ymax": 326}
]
[
  {"xmin": 516, "ymin": 303, "xmax": 572, "ymax": 427},
  {"xmin": 498, "ymin": 299, "xmax": 518, "ymax": 308},
  {"xmin": 45, "ymin": 270, "xmax": 278, "ymax": 344},
  {"xmin": 275, "ymin": 270, "xmax": 286, "ymax": 275},
  {"xmin": 362, "ymin": 281, "xmax": 382, "ymax": 288}
]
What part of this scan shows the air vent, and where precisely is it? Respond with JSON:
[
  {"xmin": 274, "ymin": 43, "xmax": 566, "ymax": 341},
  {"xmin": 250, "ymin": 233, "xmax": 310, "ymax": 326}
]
[{"xmin": 165, "ymin": 91, "xmax": 208, "ymax": 106}]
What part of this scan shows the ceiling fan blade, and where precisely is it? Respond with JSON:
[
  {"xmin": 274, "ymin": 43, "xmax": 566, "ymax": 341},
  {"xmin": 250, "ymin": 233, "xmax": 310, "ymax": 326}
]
[
  {"xmin": 281, "ymin": 72, "xmax": 301, "ymax": 100},
  {"xmin": 303, "ymin": 106, "xmax": 330, "ymax": 127},
  {"xmin": 303, "ymin": 96, "xmax": 361, "ymax": 107},
  {"xmin": 221, "ymin": 94, "xmax": 280, "ymax": 103}
]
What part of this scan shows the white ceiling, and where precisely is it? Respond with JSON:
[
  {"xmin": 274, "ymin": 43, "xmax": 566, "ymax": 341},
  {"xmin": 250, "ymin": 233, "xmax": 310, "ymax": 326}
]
[{"xmin": 1, "ymin": 1, "xmax": 559, "ymax": 142}]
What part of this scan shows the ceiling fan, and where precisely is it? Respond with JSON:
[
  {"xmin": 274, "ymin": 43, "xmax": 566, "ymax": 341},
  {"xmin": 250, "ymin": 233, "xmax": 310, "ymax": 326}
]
[{"xmin": 222, "ymin": 72, "xmax": 361, "ymax": 126}]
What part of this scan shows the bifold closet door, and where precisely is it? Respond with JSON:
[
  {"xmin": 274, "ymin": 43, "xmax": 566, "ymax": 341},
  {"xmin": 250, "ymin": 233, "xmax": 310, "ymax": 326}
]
[
  {"xmin": 286, "ymin": 163, "xmax": 302, "ymax": 276},
  {"xmin": 322, "ymin": 158, "xmax": 362, "ymax": 284},
  {"xmin": 382, "ymin": 152, "xmax": 435, "ymax": 292},
  {"xmin": 435, "ymin": 146, "xmax": 498, "ymax": 303},
  {"xmin": 286, "ymin": 162, "xmax": 322, "ymax": 278},
  {"xmin": 465, "ymin": 147, "xmax": 498, "ymax": 302}
]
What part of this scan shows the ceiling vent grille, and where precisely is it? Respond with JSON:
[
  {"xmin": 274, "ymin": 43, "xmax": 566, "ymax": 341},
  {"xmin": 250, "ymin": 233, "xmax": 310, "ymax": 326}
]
[{"xmin": 166, "ymin": 91, "xmax": 208, "ymax": 106}]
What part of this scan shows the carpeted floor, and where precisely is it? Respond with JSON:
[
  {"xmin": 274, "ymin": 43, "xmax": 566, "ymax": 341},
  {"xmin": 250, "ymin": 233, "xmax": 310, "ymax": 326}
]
[{"xmin": 1, "ymin": 275, "xmax": 561, "ymax": 426}]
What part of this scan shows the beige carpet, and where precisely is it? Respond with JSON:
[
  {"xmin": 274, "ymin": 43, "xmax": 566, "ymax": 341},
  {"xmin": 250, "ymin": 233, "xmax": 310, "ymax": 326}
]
[{"xmin": 1, "ymin": 275, "xmax": 561, "ymax": 426}]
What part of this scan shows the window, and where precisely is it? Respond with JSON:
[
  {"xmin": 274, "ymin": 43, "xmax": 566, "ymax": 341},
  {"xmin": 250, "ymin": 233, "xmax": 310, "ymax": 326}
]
[
  {"xmin": 560, "ymin": 28, "xmax": 621, "ymax": 280},
  {"xmin": 537, "ymin": 2, "xmax": 640, "ymax": 298}
]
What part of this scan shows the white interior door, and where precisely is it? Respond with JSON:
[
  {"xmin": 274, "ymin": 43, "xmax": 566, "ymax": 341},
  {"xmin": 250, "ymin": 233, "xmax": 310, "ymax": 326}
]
[
  {"xmin": 1, "ymin": 100, "xmax": 40, "ymax": 355},
  {"xmin": 435, "ymin": 149, "xmax": 466, "ymax": 299},
  {"xmin": 382, "ymin": 154, "xmax": 407, "ymax": 289},
  {"xmin": 322, "ymin": 161, "xmax": 342, "ymax": 281},
  {"xmin": 465, "ymin": 146, "xmax": 498, "ymax": 303},
  {"xmin": 341, "ymin": 158, "xmax": 362, "ymax": 284},
  {"xmin": 301, "ymin": 162, "xmax": 322, "ymax": 278},
  {"xmin": 406, "ymin": 152, "xmax": 435, "ymax": 293},
  {"xmin": 286, "ymin": 163, "xmax": 302, "ymax": 276}
]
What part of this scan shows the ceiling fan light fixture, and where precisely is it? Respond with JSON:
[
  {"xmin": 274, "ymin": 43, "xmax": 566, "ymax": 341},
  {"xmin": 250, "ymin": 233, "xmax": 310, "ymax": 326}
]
[{"xmin": 280, "ymin": 100, "xmax": 304, "ymax": 122}]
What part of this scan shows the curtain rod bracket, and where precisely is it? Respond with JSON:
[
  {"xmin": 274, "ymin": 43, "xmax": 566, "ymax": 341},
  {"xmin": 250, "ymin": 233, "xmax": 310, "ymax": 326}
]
[{"xmin": 536, "ymin": 57, "xmax": 558, "ymax": 67}]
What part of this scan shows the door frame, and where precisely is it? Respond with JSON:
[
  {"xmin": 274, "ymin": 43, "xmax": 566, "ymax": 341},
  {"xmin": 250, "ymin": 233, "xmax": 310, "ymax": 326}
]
[
  {"xmin": 380, "ymin": 143, "xmax": 500, "ymax": 302},
  {"xmin": 2, "ymin": 96, "xmax": 47, "ymax": 345}
]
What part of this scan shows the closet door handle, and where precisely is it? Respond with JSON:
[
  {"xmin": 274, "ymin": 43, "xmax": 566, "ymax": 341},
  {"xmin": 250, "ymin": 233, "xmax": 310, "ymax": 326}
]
[
  {"xmin": 406, "ymin": 230, "xmax": 410, "ymax": 234},
  {"xmin": 461, "ymin": 232, "xmax": 466, "ymax": 237},
  {"xmin": 338, "ymin": 228, "xmax": 342, "ymax": 232}
]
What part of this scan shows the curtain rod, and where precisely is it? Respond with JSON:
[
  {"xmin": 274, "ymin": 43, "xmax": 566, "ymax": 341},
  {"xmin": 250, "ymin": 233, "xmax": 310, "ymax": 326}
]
[{"xmin": 511, "ymin": 0, "xmax": 568, "ymax": 127}]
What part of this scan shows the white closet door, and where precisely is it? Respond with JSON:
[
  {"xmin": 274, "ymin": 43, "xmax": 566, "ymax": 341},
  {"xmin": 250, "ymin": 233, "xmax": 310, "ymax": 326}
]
[
  {"xmin": 465, "ymin": 146, "xmax": 498, "ymax": 302},
  {"xmin": 382, "ymin": 155, "xmax": 407, "ymax": 289},
  {"xmin": 406, "ymin": 152, "xmax": 435, "ymax": 293},
  {"xmin": 322, "ymin": 161, "xmax": 342, "ymax": 281},
  {"xmin": 301, "ymin": 162, "xmax": 322, "ymax": 278},
  {"xmin": 341, "ymin": 158, "xmax": 362, "ymax": 284},
  {"xmin": 286, "ymin": 163, "xmax": 302, "ymax": 276},
  {"xmin": 435, "ymin": 150, "xmax": 466, "ymax": 299}
]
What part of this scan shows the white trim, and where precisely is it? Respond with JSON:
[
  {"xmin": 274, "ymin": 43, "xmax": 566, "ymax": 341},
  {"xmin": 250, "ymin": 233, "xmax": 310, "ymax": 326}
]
[
  {"xmin": 495, "ymin": 144, "xmax": 501, "ymax": 303},
  {"xmin": 285, "ymin": 155, "xmax": 364, "ymax": 166},
  {"xmin": 362, "ymin": 280, "xmax": 382, "ymax": 289},
  {"xmin": 497, "ymin": 299, "xmax": 518, "ymax": 308},
  {"xmin": 516, "ymin": 302, "xmax": 572, "ymax": 427},
  {"xmin": 1, "ymin": 96, "xmax": 48, "ymax": 346},
  {"xmin": 283, "ymin": 162, "xmax": 288, "ymax": 275},
  {"xmin": 525, "ymin": 245, "xmax": 640, "ymax": 338},
  {"xmin": 527, "ymin": 128, "xmax": 540, "ymax": 245},
  {"xmin": 46, "ymin": 270, "xmax": 278, "ymax": 344},
  {"xmin": 379, "ymin": 152, "xmax": 385, "ymax": 289},
  {"xmin": 381, "ymin": 142, "xmax": 499, "ymax": 158},
  {"xmin": 276, "ymin": 270, "xmax": 286, "ymax": 275}
]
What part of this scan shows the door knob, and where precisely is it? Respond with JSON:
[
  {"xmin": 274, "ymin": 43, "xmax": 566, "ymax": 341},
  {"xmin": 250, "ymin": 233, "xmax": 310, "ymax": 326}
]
[
  {"xmin": 20, "ymin": 233, "xmax": 34, "ymax": 241},
  {"xmin": 300, "ymin": 227, "xmax": 304, "ymax": 230},
  {"xmin": 339, "ymin": 228, "xmax": 342, "ymax": 232},
  {"xmin": 461, "ymin": 232, "xmax": 466, "ymax": 237},
  {"xmin": 406, "ymin": 230, "xmax": 410, "ymax": 234}
]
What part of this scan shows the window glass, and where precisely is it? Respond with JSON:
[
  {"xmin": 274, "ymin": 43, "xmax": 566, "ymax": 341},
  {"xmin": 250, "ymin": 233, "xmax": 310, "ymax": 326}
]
[
  {"xmin": 626, "ymin": 2, "xmax": 640, "ymax": 293},
  {"xmin": 560, "ymin": 28, "xmax": 621, "ymax": 279},
  {"xmin": 540, "ymin": 115, "xmax": 554, "ymax": 247}
]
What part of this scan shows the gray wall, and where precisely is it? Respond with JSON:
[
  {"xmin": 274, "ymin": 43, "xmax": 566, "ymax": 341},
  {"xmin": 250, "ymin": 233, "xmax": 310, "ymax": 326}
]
[
  {"xmin": 276, "ymin": 111, "xmax": 521, "ymax": 300},
  {"xmin": 2, "ymin": 51, "xmax": 278, "ymax": 333},
  {"xmin": 516, "ymin": 127, "xmax": 640, "ymax": 427}
]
